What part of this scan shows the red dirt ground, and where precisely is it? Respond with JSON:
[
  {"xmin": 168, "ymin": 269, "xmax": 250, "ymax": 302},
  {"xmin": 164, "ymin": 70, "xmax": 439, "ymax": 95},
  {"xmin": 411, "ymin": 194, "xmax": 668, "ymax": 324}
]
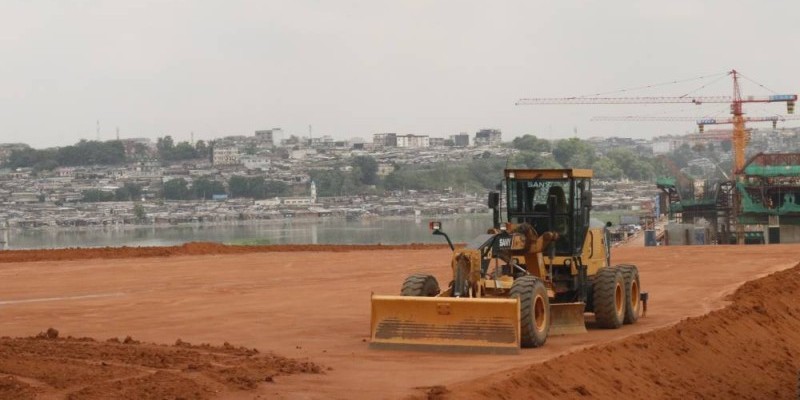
[
  {"xmin": 1, "ymin": 243, "xmax": 800, "ymax": 399},
  {"xmin": 0, "ymin": 330, "xmax": 323, "ymax": 399}
]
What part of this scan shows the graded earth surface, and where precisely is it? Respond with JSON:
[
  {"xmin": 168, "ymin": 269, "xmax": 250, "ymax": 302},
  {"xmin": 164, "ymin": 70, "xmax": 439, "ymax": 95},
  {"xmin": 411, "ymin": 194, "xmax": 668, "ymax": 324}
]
[{"xmin": 1, "ymin": 242, "xmax": 799, "ymax": 399}]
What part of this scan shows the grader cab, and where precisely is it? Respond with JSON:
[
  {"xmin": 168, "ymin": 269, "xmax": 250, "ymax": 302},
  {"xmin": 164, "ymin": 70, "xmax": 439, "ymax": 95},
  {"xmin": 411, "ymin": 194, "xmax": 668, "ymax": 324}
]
[{"xmin": 370, "ymin": 168, "xmax": 646, "ymax": 353}]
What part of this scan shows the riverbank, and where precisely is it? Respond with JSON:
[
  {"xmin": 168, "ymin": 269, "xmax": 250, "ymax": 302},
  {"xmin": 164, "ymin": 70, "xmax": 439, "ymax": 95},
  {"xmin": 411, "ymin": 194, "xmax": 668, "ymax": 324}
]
[{"xmin": 0, "ymin": 214, "xmax": 493, "ymax": 250}]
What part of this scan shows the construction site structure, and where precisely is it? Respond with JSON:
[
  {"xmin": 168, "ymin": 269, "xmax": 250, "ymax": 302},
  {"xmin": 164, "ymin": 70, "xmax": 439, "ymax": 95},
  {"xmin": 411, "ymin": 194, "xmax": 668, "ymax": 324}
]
[{"xmin": 518, "ymin": 70, "xmax": 798, "ymax": 243}]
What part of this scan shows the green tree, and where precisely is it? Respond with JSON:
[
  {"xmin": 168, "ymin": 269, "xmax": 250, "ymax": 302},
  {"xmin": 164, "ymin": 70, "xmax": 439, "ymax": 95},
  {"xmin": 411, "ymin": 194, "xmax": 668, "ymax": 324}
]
[
  {"xmin": 195, "ymin": 140, "xmax": 209, "ymax": 159},
  {"xmin": 115, "ymin": 183, "xmax": 143, "ymax": 201},
  {"xmin": 157, "ymin": 136, "xmax": 175, "ymax": 161},
  {"xmin": 33, "ymin": 159, "xmax": 59, "ymax": 172},
  {"xmin": 172, "ymin": 142, "xmax": 198, "ymax": 160},
  {"xmin": 192, "ymin": 177, "xmax": 226, "ymax": 199},
  {"xmin": 628, "ymin": 159, "xmax": 656, "ymax": 181},
  {"xmin": 228, "ymin": 176, "xmax": 250, "ymax": 198},
  {"xmin": 275, "ymin": 147, "xmax": 290, "ymax": 159},
  {"xmin": 592, "ymin": 157, "xmax": 624, "ymax": 180},
  {"xmin": 6, "ymin": 140, "xmax": 126, "ymax": 169},
  {"xmin": 82, "ymin": 189, "xmax": 115, "ymax": 202},
  {"xmin": 310, "ymin": 169, "xmax": 361, "ymax": 196},
  {"xmin": 553, "ymin": 138, "xmax": 596, "ymax": 168},
  {"xmin": 227, "ymin": 176, "xmax": 284, "ymax": 199},
  {"xmin": 243, "ymin": 143, "xmax": 258, "ymax": 155},
  {"xmin": 511, "ymin": 135, "xmax": 551, "ymax": 153},
  {"xmin": 264, "ymin": 180, "xmax": 289, "ymax": 197},
  {"xmin": 133, "ymin": 203, "xmax": 146, "ymax": 221},
  {"xmin": 163, "ymin": 178, "xmax": 190, "ymax": 200},
  {"xmin": 351, "ymin": 155, "xmax": 379, "ymax": 185},
  {"xmin": 383, "ymin": 162, "xmax": 473, "ymax": 192},
  {"xmin": 133, "ymin": 143, "xmax": 150, "ymax": 158},
  {"xmin": 467, "ymin": 157, "xmax": 506, "ymax": 189},
  {"xmin": 57, "ymin": 140, "xmax": 126, "ymax": 166}
]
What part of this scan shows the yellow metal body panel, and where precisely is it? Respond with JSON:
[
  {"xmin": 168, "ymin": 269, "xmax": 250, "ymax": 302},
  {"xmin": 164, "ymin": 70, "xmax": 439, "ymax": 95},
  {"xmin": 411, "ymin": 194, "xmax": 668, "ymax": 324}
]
[
  {"xmin": 504, "ymin": 168, "xmax": 593, "ymax": 180},
  {"xmin": 549, "ymin": 303, "xmax": 588, "ymax": 336},
  {"xmin": 544, "ymin": 227, "xmax": 608, "ymax": 277},
  {"xmin": 582, "ymin": 227, "xmax": 609, "ymax": 276},
  {"xmin": 370, "ymin": 295, "xmax": 521, "ymax": 354},
  {"xmin": 483, "ymin": 276, "xmax": 514, "ymax": 289}
]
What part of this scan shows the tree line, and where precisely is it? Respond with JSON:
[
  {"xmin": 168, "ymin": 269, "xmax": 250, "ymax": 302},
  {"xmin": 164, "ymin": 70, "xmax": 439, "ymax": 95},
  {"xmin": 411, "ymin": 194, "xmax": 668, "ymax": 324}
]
[
  {"xmin": 80, "ymin": 176, "xmax": 290, "ymax": 202},
  {"xmin": 310, "ymin": 135, "xmax": 721, "ymax": 196},
  {"xmin": 3, "ymin": 136, "xmax": 211, "ymax": 171}
]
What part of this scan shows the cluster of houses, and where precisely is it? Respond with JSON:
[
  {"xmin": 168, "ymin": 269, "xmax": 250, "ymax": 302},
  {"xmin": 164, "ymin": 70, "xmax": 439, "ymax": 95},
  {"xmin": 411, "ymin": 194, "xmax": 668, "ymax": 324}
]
[
  {"xmin": 8, "ymin": 123, "xmax": 796, "ymax": 232},
  {"xmin": 0, "ymin": 128, "xmax": 515, "ymax": 230}
]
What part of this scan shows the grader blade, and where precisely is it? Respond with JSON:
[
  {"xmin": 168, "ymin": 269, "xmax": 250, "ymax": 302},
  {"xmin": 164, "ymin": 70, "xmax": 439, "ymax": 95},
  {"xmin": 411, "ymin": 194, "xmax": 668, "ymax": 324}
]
[
  {"xmin": 548, "ymin": 302, "xmax": 588, "ymax": 336},
  {"xmin": 370, "ymin": 295, "xmax": 520, "ymax": 354}
]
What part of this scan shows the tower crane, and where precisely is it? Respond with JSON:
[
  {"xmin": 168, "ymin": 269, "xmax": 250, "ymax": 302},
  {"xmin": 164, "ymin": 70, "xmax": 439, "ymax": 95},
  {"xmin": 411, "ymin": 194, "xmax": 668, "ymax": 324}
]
[
  {"xmin": 517, "ymin": 69, "xmax": 797, "ymax": 244},
  {"xmin": 517, "ymin": 70, "xmax": 796, "ymax": 175}
]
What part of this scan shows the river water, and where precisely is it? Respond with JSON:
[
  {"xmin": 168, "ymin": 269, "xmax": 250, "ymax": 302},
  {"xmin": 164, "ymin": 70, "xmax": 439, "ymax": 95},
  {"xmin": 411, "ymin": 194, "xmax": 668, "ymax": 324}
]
[{"xmin": 0, "ymin": 215, "xmax": 494, "ymax": 250}]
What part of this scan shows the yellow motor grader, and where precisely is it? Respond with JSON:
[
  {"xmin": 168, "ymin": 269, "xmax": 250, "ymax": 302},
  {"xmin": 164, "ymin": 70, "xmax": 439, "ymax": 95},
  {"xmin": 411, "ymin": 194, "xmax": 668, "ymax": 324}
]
[{"xmin": 370, "ymin": 168, "xmax": 646, "ymax": 353}]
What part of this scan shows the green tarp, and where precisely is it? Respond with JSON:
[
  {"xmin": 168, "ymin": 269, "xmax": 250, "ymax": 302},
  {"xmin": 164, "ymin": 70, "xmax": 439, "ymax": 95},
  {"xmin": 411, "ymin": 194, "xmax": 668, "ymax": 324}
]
[
  {"xmin": 737, "ymin": 182, "xmax": 800, "ymax": 215},
  {"xmin": 743, "ymin": 165, "xmax": 800, "ymax": 177}
]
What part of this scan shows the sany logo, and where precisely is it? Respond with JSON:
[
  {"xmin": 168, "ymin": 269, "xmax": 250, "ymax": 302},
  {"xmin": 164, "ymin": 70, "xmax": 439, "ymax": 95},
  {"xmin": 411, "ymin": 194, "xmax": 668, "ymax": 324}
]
[
  {"xmin": 526, "ymin": 181, "xmax": 550, "ymax": 188},
  {"xmin": 498, "ymin": 237, "xmax": 512, "ymax": 248}
]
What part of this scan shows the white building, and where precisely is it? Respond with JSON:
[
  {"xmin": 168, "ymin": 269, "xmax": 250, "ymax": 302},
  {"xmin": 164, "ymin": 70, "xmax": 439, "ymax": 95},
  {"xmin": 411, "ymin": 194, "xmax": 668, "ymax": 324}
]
[
  {"xmin": 212, "ymin": 146, "xmax": 240, "ymax": 166},
  {"xmin": 280, "ymin": 181, "xmax": 317, "ymax": 206},
  {"xmin": 396, "ymin": 134, "xmax": 430, "ymax": 148},
  {"xmin": 239, "ymin": 155, "xmax": 270, "ymax": 170}
]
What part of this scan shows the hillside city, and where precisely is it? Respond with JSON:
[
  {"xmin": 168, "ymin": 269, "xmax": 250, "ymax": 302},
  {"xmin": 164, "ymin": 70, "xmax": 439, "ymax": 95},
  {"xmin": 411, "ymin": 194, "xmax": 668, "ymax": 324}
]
[{"xmin": 2, "ymin": 125, "xmax": 800, "ymax": 230}]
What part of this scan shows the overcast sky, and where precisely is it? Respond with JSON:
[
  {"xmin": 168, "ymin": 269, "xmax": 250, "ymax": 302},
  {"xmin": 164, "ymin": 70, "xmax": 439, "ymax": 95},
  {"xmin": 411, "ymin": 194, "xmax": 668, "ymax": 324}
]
[{"xmin": 1, "ymin": 1, "xmax": 797, "ymax": 148}]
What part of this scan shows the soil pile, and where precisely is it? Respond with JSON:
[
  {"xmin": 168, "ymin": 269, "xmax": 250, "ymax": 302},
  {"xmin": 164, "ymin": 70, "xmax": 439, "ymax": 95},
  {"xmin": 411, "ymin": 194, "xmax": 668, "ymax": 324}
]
[
  {"xmin": 0, "ymin": 242, "xmax": 448, "ymax": 263},
  {"xmin": 0, "ymin": 331, "xmax": 323, "ymax": 399},
  {"xmin": 442, "ymin": 263, "xmax": 800, "ymax": 400}
]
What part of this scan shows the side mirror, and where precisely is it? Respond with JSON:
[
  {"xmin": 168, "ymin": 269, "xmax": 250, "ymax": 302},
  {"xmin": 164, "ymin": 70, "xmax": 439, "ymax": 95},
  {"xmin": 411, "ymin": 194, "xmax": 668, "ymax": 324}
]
[
  {"xmin": 581, "ymin": 190, "xmax": 593, "ymax": 208},
  {"xmin": 487, "ymin": 192, "xmax": 500, "ymax": 209},
  {"xmin": 429, "ymin": 221, "xmax": 442, "ymax": 231}
]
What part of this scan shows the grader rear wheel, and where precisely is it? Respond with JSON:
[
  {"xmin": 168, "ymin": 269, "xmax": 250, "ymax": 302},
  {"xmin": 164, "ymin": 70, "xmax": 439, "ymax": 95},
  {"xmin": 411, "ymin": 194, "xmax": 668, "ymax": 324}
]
[
  {"xmin": 510, "ymin": 276, "xmax": 550, "ymax": 348},
  {"xmin": 619, "ymin": 265, "xmax": 641, "ymax": 324},
  {"xmin": 400, "ymin": 274, "xmax": 440, "ymax": 296},
  {"xmin": 593, "ymin": 267, "xmax": 626, "ymax": 329}
]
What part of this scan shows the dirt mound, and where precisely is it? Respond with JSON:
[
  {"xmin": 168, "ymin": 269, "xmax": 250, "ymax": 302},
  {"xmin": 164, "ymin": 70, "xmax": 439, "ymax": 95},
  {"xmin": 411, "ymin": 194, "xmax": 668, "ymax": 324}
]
[
  {"xmin": 0, "ymin": 332, "xmax": 324, "ymax": 399},
  {"xmin": 0, "ymin": 241, "xmax": 448, "ymax": 263},
  {"xmin": 439, "ymin": 263, "xmax": 800, "ymax": 400}
]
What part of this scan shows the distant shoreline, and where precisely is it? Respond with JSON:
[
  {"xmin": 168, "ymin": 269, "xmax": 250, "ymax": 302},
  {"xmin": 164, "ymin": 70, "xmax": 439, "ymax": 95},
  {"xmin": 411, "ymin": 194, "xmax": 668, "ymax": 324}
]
[{"xmin": 1, "ymin": 212, "xmax": 491, "ymax": 233}]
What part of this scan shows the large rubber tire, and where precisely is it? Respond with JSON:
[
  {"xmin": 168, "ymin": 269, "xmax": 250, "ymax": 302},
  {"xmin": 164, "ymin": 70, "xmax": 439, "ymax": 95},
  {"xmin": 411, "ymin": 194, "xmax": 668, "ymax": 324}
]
[
  {"xmin": 619, "ymin": 265, "xmax": 641, "ymax": 325},
  {"xmin": 592, "ymin": 267, "xmax": 626, "ymax": 329},
  {"xmin": 510, "ymin": 276, "xmax": 550, "ymax": 348},
  {"xmin": 400, "ymin": 274, "xmax": 440, "ymax": 296}
]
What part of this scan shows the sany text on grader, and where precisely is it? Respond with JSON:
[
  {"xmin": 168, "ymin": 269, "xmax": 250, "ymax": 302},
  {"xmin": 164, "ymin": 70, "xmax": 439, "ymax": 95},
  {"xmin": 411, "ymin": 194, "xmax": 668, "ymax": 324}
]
[{"xmin": 370, "ymin": 168, "xmax": 649, "ymax": 353}]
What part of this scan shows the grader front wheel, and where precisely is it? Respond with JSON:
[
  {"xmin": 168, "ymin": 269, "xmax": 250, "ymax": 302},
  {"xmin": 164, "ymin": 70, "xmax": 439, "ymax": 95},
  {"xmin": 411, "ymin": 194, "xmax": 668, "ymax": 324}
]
[
  {"xmin": 593, "ymin": 267, "xmax": 626, "ymax": 329},
  {"xmin": 401, "ymin": 274, "xmax": 440, "ymax": 296},
  {"xmin": 510, "ymin": 276, "xmax": 550, "ymax": 348}
]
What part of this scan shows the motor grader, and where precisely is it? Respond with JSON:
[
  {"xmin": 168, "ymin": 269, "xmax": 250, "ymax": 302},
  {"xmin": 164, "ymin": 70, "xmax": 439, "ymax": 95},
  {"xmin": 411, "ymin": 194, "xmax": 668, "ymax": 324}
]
[{"xmin": 370, "ymin": 168, "xmax": 646, "ymax": 353}]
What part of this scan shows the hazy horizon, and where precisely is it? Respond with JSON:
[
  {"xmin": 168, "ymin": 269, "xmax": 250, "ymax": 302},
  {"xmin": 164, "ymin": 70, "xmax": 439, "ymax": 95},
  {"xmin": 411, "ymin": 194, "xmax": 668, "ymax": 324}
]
[{"xmin": 2, "ymin": 1, "xmax": 798, "ymax": 148}]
